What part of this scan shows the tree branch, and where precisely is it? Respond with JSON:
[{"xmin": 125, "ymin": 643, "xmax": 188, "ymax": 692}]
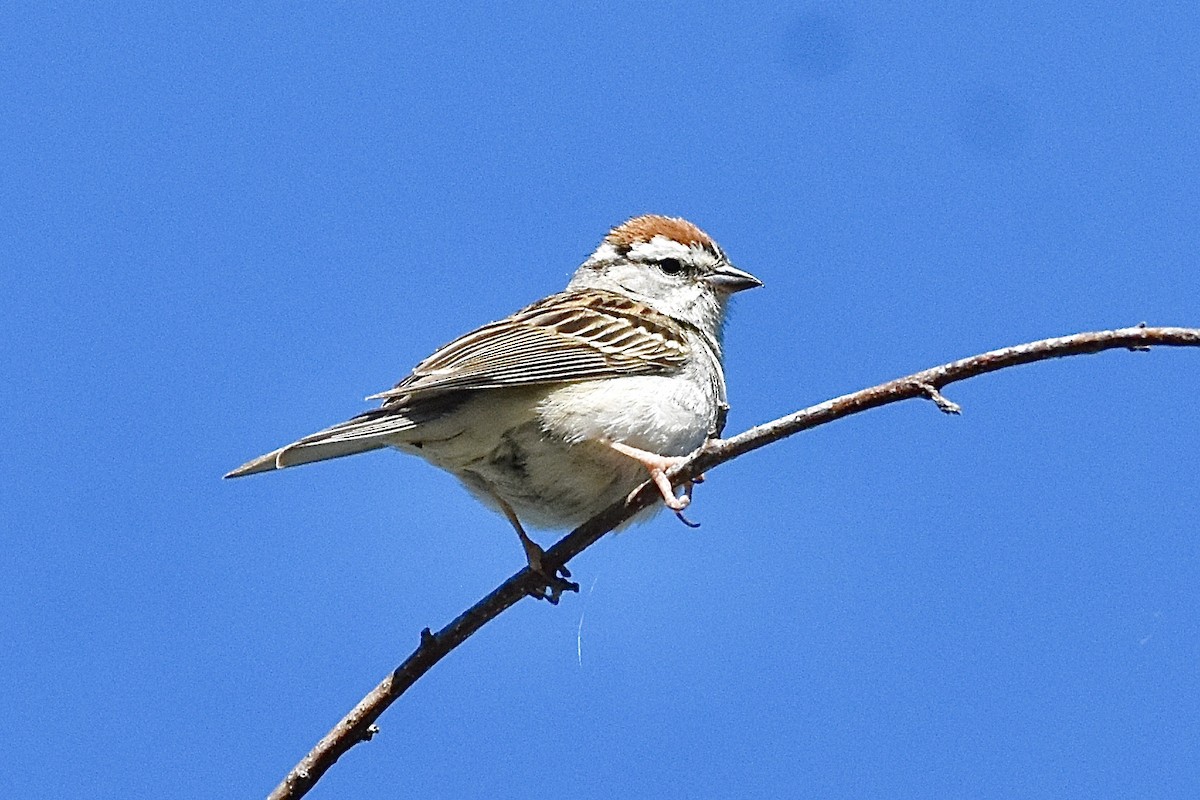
[{"xmin": 268, "ymin": 325, "xmax": 1199, "ymax": 800}]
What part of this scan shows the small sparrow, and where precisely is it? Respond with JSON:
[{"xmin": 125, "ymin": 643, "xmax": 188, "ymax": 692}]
[{"xmin": 226, "ymin": 215, "xmax": 761, "ymax": 599}]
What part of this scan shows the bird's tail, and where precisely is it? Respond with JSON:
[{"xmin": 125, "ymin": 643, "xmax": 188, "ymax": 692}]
[{"xmin": 224, "ymin": 409, "xmax": 407, "ymax": 479}]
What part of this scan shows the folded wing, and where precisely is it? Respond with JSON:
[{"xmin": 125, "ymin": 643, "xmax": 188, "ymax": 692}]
[{"xmin": 225, "ymin": 290, "xmax": 691, "ymax": 478}]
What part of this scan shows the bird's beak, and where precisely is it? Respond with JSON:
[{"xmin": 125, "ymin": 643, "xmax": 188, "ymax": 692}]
[{"xmin": 706, "ymin": 263, "xmax": 763, "ymax": 293}]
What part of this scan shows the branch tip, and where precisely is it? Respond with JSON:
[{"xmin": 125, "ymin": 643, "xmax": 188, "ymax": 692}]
[
  {"xmin": 913, "ymin": 381, "xmax": 963, "ymax": 415},
  {"xmin": 419, "ymin": 628, "xmax": 437, "ymax": 648}
]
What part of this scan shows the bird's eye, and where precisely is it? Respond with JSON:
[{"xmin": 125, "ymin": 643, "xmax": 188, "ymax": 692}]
[{"xmin": 657, "ymin": 258, "xmax": 685, "ymax": 275}]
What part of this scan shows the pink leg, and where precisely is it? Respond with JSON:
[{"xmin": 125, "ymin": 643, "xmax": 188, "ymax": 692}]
[
  {"xmin": 494, "ymin": 494, "xmax": 578, "ymax": 603},
  {"xmin": 606, "ymin": 441, "xmax": 691, "ymax": 511}
]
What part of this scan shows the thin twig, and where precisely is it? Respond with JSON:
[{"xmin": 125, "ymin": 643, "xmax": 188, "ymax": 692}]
[
  {"xmin": 911, "ymin": 381, "xmax": 963, "ymax": 414},
  {"xmin": 268, "ymin": 325, "xmax": 1199, "ymax": 800}
]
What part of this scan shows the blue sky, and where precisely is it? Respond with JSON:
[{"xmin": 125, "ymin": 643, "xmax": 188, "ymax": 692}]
[{"xmin": 4, "ymin": 3, "xmax": 1199, "ymax": 798}]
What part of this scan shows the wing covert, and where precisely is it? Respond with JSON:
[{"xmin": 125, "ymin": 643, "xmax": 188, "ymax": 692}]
[{"xmin": 368, "ymin": 290, "xmax": 690, "ymax": 401}]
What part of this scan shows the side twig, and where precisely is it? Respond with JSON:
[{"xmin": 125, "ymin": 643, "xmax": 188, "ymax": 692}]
[{"xmin": 269, "ymin": 325, "xmax": 1199, "ymax": 800}]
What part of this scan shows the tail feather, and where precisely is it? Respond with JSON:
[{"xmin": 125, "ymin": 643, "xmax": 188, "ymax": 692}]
[
  {"xmin": 224, "ymin": 409, "xmax": 410, "ymax": 479},
  {"xmin": 223, "ymin": 439, "xmax": 387, "ymax": 478}
]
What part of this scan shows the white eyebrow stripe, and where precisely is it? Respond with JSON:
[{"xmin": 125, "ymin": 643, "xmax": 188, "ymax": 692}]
[
  {"xmin": 587, "ymin": 242, "xmax": 621, "ymax": 263},
  {"xmin": 627, "ymin": 235, "xmax": 693, "ymax": 262}
]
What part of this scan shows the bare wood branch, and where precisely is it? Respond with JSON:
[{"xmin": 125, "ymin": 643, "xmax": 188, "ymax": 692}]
[{"xmin": 268, "ymin": 325, "xmax": 1199, "ymax": 800}]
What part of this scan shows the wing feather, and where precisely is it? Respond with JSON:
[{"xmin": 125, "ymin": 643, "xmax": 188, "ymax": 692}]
[
  {"xmin": 367, "ymin": 290, "xmax": 690, "ymax": 401},
  {"xmin": 225, "ymin": 290, "xmax": 690, "ymax": 479}
]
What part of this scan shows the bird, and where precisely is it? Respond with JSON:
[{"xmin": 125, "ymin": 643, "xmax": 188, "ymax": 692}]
[{"xmin": 225, "ymin": 214, "xmax": 761, "ymax": 600}]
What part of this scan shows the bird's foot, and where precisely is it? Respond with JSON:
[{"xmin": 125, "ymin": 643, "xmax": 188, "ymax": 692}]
[
  {"xmin": 520, "ymin": 534, "xmax": 579, "ymax": 604},
  {"xmin": 495, "ymin": 496, "xmax": 579, "ymax": 603},
  {"xmin": 606, "ymin": 442, "xmax": 692, "ymax": 511}
]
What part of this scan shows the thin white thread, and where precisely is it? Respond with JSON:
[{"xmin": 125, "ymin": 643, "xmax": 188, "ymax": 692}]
[{"xmin": 577, "ymin": 576, "xmax": 600, "ymax": 667}]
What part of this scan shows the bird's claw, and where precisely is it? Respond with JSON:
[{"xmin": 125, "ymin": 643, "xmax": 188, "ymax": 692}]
[
  {"xmin": 671, "ymin": 477, "xmax": 703, "ymax": 528},
  {"xmin": 529, "ymin": 567, "xmax": 579, "ymax": 604},
  {"xmin": 521, "ymin": 537, "xmax": 579, "ymax": 603},
  {"xmin": 660, "ymin": 483, "xmax": 690, "ymax": 511}
]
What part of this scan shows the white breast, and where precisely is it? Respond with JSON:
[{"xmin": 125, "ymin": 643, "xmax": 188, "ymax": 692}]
[{"xmin": 535, "ymin": 342, "xmax": 724, "ymax": 456}]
